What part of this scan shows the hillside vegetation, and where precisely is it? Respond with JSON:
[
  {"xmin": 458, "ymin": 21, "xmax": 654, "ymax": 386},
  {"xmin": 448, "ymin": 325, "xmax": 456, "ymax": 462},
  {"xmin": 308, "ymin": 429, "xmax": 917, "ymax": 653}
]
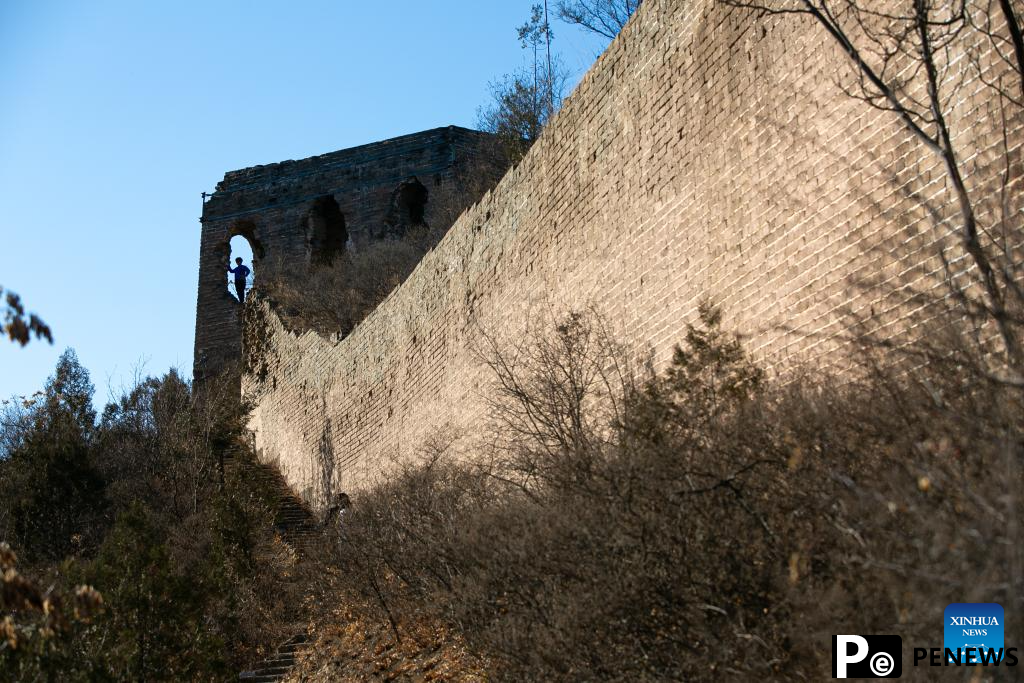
[
  {"xmin": 290, "ymin": 303, "xmax": 1022, "ymax": 681},
  {"xmin": 3, "ymin": 299, "xmax": 1021, "ymax": 680},
  {"xmin": 0, "ymin": 356, "xmax": 302, "ymax": 681}
]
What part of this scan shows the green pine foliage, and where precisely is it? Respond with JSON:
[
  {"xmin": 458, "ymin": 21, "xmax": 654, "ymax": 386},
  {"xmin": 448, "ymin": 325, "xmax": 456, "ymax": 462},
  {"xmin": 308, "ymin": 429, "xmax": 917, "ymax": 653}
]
[{"xmin": 1, "ymin": 353, "xmax": 288, "ymax": 681}]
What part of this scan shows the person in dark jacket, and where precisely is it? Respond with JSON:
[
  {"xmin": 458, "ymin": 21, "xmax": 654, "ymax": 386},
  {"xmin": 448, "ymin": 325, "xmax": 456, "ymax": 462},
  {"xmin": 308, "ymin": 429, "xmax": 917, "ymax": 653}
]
[{"xmin": 227, "ymin": 257, "xmax": 251, "ymax": 304}]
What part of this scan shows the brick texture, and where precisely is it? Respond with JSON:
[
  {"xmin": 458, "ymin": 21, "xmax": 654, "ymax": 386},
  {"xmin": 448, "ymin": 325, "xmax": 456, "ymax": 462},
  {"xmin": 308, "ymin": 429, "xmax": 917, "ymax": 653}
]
[{"xmin": 213, "ymin": 0, "xmax": 1021, "ymax": 504}]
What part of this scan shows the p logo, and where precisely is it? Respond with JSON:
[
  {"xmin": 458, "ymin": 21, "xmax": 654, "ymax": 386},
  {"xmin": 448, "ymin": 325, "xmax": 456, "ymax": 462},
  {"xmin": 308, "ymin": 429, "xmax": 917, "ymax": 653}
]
[{"xmin": 832, "ymin": 635, "xmax": 902, "ymax": 678}]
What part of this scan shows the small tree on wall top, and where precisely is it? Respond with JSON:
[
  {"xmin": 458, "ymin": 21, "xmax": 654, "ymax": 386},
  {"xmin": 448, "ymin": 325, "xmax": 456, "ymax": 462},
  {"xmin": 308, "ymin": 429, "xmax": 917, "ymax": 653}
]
[
  {"xmin": 555, "ymin": 0, "xmax": 644, "ymax": 39},
  {"xmin": 479, "ymin": 4, "xmax": 569, "ymax": 163}
]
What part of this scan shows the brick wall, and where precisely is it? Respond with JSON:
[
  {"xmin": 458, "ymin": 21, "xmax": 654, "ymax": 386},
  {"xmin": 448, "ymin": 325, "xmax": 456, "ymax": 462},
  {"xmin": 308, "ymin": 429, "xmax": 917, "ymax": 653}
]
[{"xmin": 237, "ymin": 0, "xmax": 1023, "ymax": 504}]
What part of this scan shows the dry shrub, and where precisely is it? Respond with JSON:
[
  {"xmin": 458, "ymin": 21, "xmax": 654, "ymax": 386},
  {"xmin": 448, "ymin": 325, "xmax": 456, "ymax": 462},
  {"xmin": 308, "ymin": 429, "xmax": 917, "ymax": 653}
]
[
  {"xmin": 260, "ymin": 153, "xmax": 507, "ymax": 341},
  {"xmin": 262, "ymin": 225, "xmax": 444, "ymax": 338},
  {"xmin": 312, "ymin": 303, "xmax": 1022, "ymax": 681}
]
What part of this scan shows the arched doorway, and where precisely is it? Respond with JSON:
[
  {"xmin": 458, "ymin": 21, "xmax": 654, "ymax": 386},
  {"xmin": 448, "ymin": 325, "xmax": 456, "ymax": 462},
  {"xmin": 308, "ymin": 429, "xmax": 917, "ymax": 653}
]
[
  {"xmin": 385, "ymin": 178, "xmax": 429, "ymax": 235},
  {"xmin": 228, "ymin": 234, "xmax": 255, "ymax": 303}
]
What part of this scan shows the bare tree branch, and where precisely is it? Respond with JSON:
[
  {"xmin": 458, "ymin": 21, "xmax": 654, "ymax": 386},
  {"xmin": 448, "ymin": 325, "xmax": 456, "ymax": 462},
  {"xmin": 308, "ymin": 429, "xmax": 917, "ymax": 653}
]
[
  {"xmin": 723, "ymin": 0, "xmax": 1024, "ymax": 366},
  {"xmin": 555, "ymin": 0, "xmax": 643, "ymax": 39}
]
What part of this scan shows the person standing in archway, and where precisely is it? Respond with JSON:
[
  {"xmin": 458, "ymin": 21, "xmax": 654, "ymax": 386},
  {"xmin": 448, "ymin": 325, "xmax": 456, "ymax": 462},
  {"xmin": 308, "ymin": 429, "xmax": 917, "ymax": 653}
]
[{"xmin": 228, "ymin": 257, "xmax": 251, "ymax": 304}]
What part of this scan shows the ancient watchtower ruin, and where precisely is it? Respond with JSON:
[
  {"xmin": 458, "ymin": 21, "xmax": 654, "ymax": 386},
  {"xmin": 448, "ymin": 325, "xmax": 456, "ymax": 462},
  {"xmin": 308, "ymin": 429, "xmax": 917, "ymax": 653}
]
[{"xmin": 193, "ymin": 126, "xmax": 504, "ymax": 381}]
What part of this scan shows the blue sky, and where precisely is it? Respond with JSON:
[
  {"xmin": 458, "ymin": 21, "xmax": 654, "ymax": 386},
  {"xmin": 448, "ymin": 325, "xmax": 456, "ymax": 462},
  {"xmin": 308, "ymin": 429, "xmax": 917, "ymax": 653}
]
[{"xmin": 0, "ymin": 1, "xmax": 607, "ymax": 403}]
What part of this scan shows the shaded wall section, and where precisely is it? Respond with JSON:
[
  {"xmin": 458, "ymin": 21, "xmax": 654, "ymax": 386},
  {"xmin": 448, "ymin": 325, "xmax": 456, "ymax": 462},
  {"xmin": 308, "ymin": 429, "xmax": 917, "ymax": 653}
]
[{"xmin": 239, "ymin": 0, "xmax": 1023, "ymax": 504}]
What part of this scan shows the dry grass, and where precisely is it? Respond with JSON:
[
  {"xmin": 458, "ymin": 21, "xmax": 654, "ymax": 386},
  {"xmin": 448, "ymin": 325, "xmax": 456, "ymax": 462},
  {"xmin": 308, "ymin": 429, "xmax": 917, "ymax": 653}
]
[
  {"xmin": 261, "ymin": 225, "xmax": 443, "ymax": 338},
  {"xmin": 287, "ymin": 583, "xmax": 488, "ymax": 683}
]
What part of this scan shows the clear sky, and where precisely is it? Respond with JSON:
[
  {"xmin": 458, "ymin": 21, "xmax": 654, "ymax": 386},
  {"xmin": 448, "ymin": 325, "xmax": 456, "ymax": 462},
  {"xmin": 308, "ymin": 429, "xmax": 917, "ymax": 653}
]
[{"xmin": 0, "ymin": 1, "xmax": 608, "ymax": 404}]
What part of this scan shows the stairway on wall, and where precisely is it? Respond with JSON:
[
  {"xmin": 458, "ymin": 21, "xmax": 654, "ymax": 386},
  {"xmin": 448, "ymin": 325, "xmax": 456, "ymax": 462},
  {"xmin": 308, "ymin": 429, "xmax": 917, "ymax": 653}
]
[
  {"xmin": 226, "ymin": 453, "xmax": 322, "ymax": 682},
  {"xmin": 239, "ymin": 635, "xmax": 309, "ymax": 683}
]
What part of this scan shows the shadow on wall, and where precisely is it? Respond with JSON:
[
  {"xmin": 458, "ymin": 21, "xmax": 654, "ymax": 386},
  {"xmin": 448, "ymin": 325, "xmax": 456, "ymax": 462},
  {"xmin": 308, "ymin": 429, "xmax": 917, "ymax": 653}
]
[
  {"xmin": 743, "ymin": 102, "xmax": 1020, "ymax": 369},
  {"xmin": 316, "ymin": 403, "xmax": 336, "ymax": 511}
]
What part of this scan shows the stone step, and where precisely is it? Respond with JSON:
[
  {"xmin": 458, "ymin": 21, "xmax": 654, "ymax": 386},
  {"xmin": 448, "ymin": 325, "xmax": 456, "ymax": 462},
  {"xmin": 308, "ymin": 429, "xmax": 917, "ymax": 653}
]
[
  {"xmin": 229, "ymin": 456, "xmax": 319, "ymax": 681},
  {"xmin": 239, "ymin": 634, "xmax": 311, "ymax": 681},
  {"xmin": 244, "ymin": 667, "xmax": 290, "ymax": 677}
]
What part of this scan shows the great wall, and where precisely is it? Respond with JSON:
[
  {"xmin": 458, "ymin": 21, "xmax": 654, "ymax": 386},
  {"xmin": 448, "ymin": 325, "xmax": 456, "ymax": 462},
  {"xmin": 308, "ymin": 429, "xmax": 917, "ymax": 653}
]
[{"xmin": 194, "ymin": 0, "xmax": 1022, "ymax": 507}]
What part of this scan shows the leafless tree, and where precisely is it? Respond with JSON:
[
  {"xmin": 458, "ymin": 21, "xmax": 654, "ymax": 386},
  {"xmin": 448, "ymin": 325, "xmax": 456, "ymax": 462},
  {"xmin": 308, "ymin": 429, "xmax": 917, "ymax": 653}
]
[
  {"xmin": 480, "ymin": 5, "xmax": 571, "ymax": 163},
  {"xmin": 555, "ymin": 0, "xmax": 644, "ymax": 39},
  {"xmin": 295, "ymin": 302, "xmax": 1023, "ymax": 678},
  {"xmin": 473, "ymin": 306, "xmax": 635, "ymax": 494},
  {"xmin": 723, "ymin": 0, "xmax": 1024, "ymax": 377},
  {"xmin": 519, "ymin": 4, "xmax": 557, "ymax": 119}
]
